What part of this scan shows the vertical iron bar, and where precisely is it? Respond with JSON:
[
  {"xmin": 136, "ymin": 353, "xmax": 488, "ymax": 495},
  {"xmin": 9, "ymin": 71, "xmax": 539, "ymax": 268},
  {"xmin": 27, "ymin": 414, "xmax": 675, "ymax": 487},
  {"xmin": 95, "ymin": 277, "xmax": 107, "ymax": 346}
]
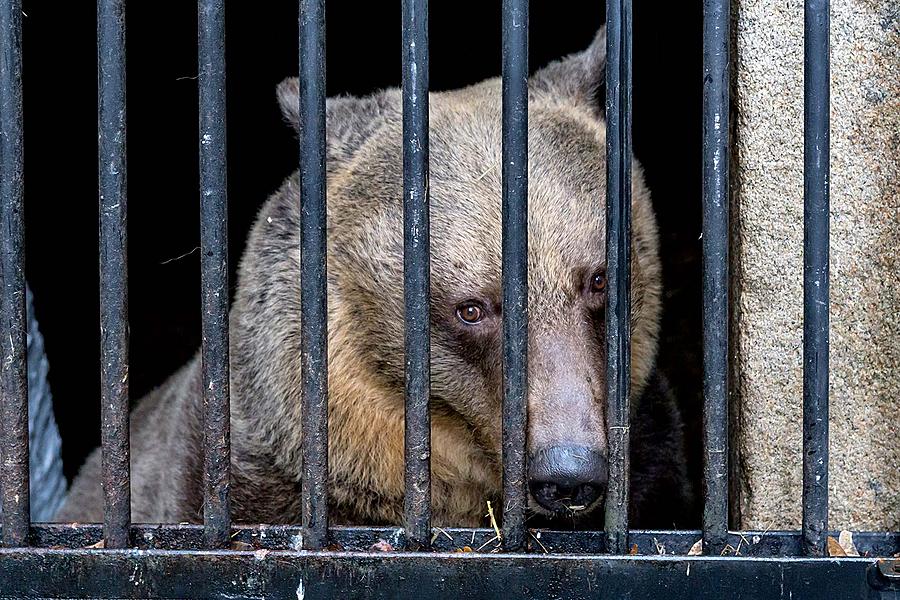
[
  {"xmin": 500, "ymin": 0, "xmax": 528, "ymax": 552},
  {"xmin": 604, "ymin": 0, "xmax": 633, "ymax": 555},
  {"xmin": 98, "ymin": 0, "xmax": 130, "ymax": 550},
  {"xmin": 299, "ymin": 0, "xmax": 329, "ymax": 551},
  {"xmin": 402, "ymin": 0, "xmax": 431, "ymax": 550},
  {"xmin": 0, "ymin": 0, "xmax": 30, "ymax": 548},
  {"xmin": 701, "ymin": 0, "xmax": 730, "ymax": 555},
  {"xmin": 802, "ymin": 0, "xmax": 830, "ymax": 558},
  {"xmin": 198, "ymin": 0, "xmax": 231, "ymax": 549}
]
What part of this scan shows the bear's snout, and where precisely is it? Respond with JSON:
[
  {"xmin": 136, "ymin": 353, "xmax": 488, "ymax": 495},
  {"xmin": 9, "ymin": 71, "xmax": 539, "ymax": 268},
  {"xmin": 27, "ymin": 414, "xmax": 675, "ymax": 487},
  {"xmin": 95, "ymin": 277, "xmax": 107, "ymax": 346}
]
[{"xmin": 527, "ymin": 445, "xmax": 608, "ymax": 515}]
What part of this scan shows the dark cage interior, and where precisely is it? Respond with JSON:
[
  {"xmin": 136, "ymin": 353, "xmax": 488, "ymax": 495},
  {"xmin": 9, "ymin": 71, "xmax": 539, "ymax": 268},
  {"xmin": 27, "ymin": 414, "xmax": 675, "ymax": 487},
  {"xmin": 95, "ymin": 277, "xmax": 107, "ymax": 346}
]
[{"xmin": 21, "ymin": 1, "xmax": 703, "ymax": 519}]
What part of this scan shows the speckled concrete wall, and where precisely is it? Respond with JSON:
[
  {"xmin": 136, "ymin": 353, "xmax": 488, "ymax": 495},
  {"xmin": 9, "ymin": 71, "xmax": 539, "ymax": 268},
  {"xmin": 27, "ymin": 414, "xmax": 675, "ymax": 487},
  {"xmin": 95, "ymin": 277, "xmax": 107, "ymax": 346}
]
[{"xmin": 731, "ymin": 0, "xmax": 899, "ymax": 530}]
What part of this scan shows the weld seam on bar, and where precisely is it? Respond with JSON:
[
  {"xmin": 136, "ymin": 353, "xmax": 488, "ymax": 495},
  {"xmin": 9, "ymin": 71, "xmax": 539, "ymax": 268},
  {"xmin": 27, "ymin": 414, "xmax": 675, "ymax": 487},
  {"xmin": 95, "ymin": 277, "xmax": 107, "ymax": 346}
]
[
  {"xmin": 97, "ymin": 0, "xmax": 131, "ymax": 550},
  {"xmin": 604, "ymin": 0, "xmax": 633, "ymax": 555},
  {"xmin": 802, "ymin": 0, "xmax": 830, "ymax": 558},
  {"xmin": 198, "ymin": 0, "xmax": 231, "ymax": 549},
  {"xmin": 500, "ymin": 0, "xmax": 529, "ymax": 552},
  {"xmin": 402, "ymin": 0, "xmax": 432, "ymax": 550},
  {"xmin": 701, "ymin": 0, "xmax": 730, "ymax": 555},
  {"xmin": 299, "ymin": 0, "xmax": 329, "ymax": 551},
  {"xmin": 0, "ymin": 0, "xmax": 30, "ymax": 549}
]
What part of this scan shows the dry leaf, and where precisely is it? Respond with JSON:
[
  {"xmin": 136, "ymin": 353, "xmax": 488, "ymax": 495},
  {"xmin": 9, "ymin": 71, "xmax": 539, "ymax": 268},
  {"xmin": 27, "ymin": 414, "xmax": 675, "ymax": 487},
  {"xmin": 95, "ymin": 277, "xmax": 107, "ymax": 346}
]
[
  {"xmin": 826, "ymin": 536, "xmax": 846, "ymax": 557},
  {"xmin": 368, "ymin": 540, "xmax": 394, "ymax": 552},
  {"xmin": 230, "ymin": 541, "xmax": 254, "ymax": 551},
  {"xmin": 687, "ymin": 539, "xmax": 703, "ymax": 556},
  {"xmin": 838, "ymin": 531, "xmax": 860, "ymax": 557},
  {"xmin": 84, "ymin": 540, "xmax": 105, "ymax": 549},
  {"xmin": 456, "ymin": 545, "xmax": 474, "ymax": 553},
  {"xmin": 629, "ymin": 543, "xmax": 639, "ymax": 556}
]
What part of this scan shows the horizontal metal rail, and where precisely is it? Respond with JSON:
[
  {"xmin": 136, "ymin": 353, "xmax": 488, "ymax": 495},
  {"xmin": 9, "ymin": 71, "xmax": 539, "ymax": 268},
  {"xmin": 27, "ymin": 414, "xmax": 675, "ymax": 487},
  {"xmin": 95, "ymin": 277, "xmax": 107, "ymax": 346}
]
[
  {"xmin": 0, "ymin": 543, "xmax": 897, "ymax": 599},
  {"xmin": 1, "ymin": 525, "xmax": 898, "ymax": 558}
]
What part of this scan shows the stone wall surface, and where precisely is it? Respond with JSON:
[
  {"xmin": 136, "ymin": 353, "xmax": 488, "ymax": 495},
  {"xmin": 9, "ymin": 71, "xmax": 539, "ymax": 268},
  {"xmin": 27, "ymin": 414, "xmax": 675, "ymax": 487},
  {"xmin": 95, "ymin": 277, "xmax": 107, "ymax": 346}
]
[{"xmin": 732, "ymin": 0, "xmax": 899, "ymax": 530}]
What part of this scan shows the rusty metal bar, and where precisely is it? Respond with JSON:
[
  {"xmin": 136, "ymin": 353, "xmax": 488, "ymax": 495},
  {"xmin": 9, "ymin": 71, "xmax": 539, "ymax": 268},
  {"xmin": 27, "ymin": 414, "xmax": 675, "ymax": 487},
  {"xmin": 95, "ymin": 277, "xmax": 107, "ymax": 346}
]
[
  {"xmin": 298, "ymin": 0, "xmax": 329, "ymax": 551},
  {"xmin": 802, "ymin": 0, "xmax": 830, "ymax": 558},
  {"xmin": 604, "ymin": 0, "xmax": 633, "ymax": 555},
  {"xmin": 97, "ymin": 0, "xmax": 131, "ymax": 550},
  {"xmin": 500, "ymin": 0, "xmax": 529, "ymax": 552},
  {"xmin": 701, "ymin": 0, "xmax": 730, "ymax": 555},
  {"xmin": 401, "ymin": 0, "xmax": 432, "ymax": 550},
  {"xmin": 0, "ymin": 0, "xmax": 30, "ymax": 549},
  {"xmin": 198, "ymin": 0, "xmax": 231, "ymax": 549}
]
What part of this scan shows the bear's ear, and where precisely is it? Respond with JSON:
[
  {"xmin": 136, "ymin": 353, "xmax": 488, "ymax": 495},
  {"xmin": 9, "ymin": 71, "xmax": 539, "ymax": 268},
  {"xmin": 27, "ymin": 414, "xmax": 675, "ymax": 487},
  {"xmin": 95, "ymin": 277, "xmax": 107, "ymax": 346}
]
[
  {"xmin": 277, "ymin": 77, "xmax": 398, "ymax": 165},
  {"xmin": 531, "ymin": 27, "xmax": 606, "ymax": 116}
]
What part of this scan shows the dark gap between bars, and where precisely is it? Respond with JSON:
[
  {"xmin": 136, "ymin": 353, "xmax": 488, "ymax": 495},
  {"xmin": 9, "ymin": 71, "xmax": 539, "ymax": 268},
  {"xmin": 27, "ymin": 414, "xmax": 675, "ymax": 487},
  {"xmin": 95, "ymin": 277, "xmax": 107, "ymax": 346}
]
[
  {"xmin": 604, "ymin": 0, "xmax": 633, "ymax": 555},
  {"xmin": 402, "ymin": 0, "xmax": 432, "ymax": 550},
  {"xmin": 0, "ymin": 0, "xmax": 30, "ymax": 549},
  {"xmin": 802, "ymin": 0, "xmax": 830, "ymax": 558},
  {"xmin": 500, "ymin": 0, "xmax": 529, "ymax": 552},
  {"xmin": 298, "ymin": 0, "xmax": 329, "ymax": 551},
  {"xmin": 701, "ymin": 0, "xmax": 730, "ymax": 555},
  {"xmin": 97, "ymin": 0, "xmax": 131, "ymax": 550},
  {"xmin": 198, "ymin": 0, "xmax": 231, "ymax": 549}
]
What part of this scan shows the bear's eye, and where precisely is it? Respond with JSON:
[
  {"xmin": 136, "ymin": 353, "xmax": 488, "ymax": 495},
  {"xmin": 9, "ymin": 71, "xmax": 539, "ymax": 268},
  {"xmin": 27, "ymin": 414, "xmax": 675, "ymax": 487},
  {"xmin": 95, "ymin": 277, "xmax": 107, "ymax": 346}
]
[
  {"xmin": 456, "ymin": 302, "xmax": 485, "ymax": 325},
  {"xmin": 590, "ymin": 271, "xmax": 607, "ymax": 294}
]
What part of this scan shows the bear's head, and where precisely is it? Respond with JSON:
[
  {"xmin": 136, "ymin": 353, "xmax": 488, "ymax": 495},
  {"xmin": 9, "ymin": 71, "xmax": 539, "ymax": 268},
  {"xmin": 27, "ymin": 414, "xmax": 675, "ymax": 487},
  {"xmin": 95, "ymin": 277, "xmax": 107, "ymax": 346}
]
[{"xmin": 267, "ymin": 28, "xmax": 661, "ymax": 523}]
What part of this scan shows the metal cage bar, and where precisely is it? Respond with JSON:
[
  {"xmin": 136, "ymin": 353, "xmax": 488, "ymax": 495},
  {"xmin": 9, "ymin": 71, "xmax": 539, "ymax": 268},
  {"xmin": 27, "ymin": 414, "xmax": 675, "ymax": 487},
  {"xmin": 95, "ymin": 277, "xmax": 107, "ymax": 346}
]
[
  {"xmin": 500, "ymin": 0, "xmax": 529, "ymax": 552},
  {"xmin": 604, "ymin": 0, "xmax": 633, "ymax": 555},
  {"xmin": 701, "ymin": 0, "xmax": 730, "ymax": 555},
  {"xmin": 0, "ymin": 0, "xmax": 30, "ymax": 549},
  {"xmin": 97, "ymin": 0, "xmax": 131, "ymax": 550},
  {"xmin": 802, "ymin": 0, "xmax": 830, "ymax": 558},
  {"xmin": 198, "ymin": 0, "xmax": 232, "ymax": 549},
  {"xmin": 298, "ymin": 0, "xmax": 329, "ymax": 551},
  {"xmin": 401, "ymin": 0, "xmax": 432, "ymax": 550}
]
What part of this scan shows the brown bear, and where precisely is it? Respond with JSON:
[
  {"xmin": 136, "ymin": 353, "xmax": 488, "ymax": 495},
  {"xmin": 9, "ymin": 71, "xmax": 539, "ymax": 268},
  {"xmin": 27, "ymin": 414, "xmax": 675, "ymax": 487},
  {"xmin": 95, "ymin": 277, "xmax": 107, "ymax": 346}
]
[{"xmin": 57, "ymin": 29, "xmax": 693, "ymax": 529}]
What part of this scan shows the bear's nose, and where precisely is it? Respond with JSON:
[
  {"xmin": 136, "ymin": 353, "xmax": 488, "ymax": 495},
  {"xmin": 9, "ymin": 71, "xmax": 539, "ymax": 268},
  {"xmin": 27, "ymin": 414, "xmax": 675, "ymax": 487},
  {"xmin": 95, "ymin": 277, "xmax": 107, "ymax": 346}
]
[{"xmin": 528, "ymin": 445, "xmax": 608, "ymax": 514}]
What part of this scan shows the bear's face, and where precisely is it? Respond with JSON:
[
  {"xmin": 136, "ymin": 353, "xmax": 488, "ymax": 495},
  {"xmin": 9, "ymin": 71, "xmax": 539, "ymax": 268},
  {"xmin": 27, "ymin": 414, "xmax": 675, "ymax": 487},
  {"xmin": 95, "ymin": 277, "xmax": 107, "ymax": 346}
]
[{"xmin": 277, "ymin": 28, "xmax": 661, "ymax": 521}]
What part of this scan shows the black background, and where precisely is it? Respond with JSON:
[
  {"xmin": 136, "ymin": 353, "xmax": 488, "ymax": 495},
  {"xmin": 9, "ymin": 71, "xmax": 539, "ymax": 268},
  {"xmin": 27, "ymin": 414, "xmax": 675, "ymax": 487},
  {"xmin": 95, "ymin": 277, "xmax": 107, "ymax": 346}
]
[{"xmin": 20, "ymin": 1, "xmax": 703, "ymax": 500}]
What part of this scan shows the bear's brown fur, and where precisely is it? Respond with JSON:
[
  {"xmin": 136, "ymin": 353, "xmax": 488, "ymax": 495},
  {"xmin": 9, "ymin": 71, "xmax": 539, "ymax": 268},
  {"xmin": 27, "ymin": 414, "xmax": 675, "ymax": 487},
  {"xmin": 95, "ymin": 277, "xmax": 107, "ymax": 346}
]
[{"xmin": 57, "ymin": 29, "xmax": 693, "ymax": 528}]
